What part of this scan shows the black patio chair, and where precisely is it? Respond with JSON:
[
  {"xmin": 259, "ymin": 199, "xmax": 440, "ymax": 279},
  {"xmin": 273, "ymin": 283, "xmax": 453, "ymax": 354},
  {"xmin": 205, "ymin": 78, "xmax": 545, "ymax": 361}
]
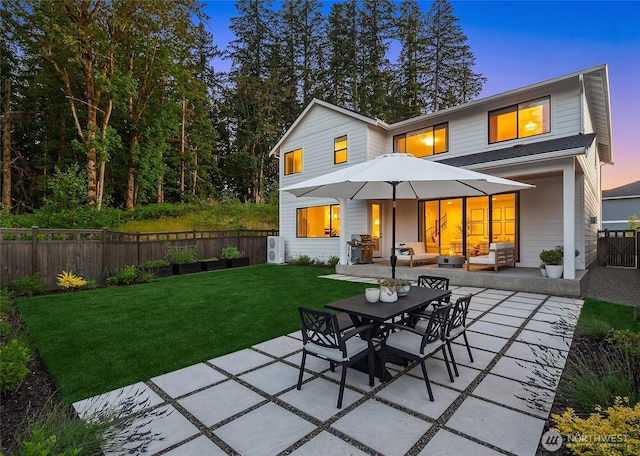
[
  {"xmin": 407, "ymin": 275, "xmax": 451, "ymax": 325},
  {"xmin": 417, "ymin": 275, "xmax": 451, "ymax": 304},
  {"xmin": 381, "ymin": 304, "xmax": 454, "ymax": 401},
  {"xmin": 297, "ymin": 307, "xmax": 374, "ymax": 408},
  {"xmin": 443, "ymin": 294, "xmax": 474, "ymax": 376}
]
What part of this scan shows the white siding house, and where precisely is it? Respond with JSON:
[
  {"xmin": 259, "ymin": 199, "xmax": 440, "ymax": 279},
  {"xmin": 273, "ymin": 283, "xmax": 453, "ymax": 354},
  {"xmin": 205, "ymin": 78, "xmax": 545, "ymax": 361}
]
[{"xmin": 270, "ymin": 65, "xmax": 613, "ymax": 281}]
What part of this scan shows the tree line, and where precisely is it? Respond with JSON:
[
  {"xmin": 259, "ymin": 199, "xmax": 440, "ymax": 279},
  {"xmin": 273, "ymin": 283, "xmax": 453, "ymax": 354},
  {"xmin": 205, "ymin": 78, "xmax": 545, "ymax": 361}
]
[{"xmin": 1, "ymin": 0, "xmax": 484, "ymax": 214}]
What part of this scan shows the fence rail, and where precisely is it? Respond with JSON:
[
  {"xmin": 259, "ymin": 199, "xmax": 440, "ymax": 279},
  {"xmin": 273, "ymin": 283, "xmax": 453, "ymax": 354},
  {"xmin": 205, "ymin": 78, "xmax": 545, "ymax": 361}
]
[{"xmin": 1, "ymin": 227, "xmax": 278, "ymax": 289}]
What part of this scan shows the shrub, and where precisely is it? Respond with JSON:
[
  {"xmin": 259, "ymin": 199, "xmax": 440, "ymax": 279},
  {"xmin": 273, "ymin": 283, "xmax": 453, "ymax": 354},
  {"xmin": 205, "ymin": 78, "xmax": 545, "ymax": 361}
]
[
  {"xmin": 556, "ymin": 340, "xmax": 640, "ymax": 414},
  {"xmin": 136, "ymin": 270, "xmax": 155, "ymax": 283},
  {"xmin": 57, "ymin": 271, "xmax": 88, "ymax": 291},
  {"xmin": 2, "ymin": 274, "xmax": 47, "ymax": 297},
  {"xmin": 141, "ymin": 259, "xmax": 170, "ymax": 269},
  {"xmin": 167, "ymin": 245, "xmax": 198, "ymax": 264},
  {"xmin": 115, "ymin": 265, "xmax": 137, "ymax": 285},
  {"xmin": 552, "ymin": 396, "xmax": 640, "ymax": 455},
  {"xmin": 328, "ymin": 256, "xmax": 339, "ymax": 267},
  {"xmin": 292, "ymin": 255, "xmax": 312, "ymax": 266},
  {"xmin": 221, "ymin": 246, "xmax": 243, "ymax": 259},
  {"xmin": 540, "ymin": 247, "xmax": 563, "ymax": 265},
  {"xmin": 0, "ymin": 338, "xmax": 31, "ymax": 395}
]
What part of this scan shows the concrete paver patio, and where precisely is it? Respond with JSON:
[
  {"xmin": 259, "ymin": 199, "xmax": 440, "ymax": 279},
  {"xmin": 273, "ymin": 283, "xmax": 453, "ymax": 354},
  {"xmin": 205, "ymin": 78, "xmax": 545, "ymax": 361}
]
[{"xmin": 73, "ymin": 275, "xmax": 583, "ymax": 456}]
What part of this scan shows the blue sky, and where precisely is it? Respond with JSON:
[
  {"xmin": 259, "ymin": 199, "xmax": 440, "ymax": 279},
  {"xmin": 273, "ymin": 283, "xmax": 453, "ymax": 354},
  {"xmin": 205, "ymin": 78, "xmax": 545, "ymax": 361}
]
[{"xmin": 203, "ymin": 1, "xmax": 640, "ymax": 190}]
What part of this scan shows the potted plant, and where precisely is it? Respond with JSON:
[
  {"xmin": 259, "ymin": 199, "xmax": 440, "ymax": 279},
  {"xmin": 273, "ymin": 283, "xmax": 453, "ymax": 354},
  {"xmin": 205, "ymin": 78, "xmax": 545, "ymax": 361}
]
[
  {"xmin": 378, "ymin": 278, "xmax": 398, "ymax": 303},
  {"xmin": 168, "ymin": 245, "xmax": 201, "ymax": 275},
  {"xmin": 539, "ymin": 263, "xmax": 547, "ymax": 278},
  {"xmin": 396, "ymin": 279, "xmax": 411, "ymax": 296},
  {"xmin": 221, "ymin": 246, "xmax": 250, "ymax": 268},
  {"xmin": 200, "ymin": 256, "xmax": 227, "ymax": 271},
  {"xmin": 539, "ymin": 248, "xmax": 563, "ymax": 279},
  {"xmin": 141, "ymin": 259, "xmax": 173, "ymax": 278}
]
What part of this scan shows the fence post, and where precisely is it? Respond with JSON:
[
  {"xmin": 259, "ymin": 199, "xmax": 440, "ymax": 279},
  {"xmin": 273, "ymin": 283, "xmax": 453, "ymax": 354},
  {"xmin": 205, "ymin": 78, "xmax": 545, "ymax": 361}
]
[
  {"xmin": 102, "ymin": 228, "xmax": 107, "ymax": 274},
  {"xmin": 137, "ymin": 232, "xmax": 141, "ymax": 266},
  {"xmin": 31, "ymin": 226, "xmax": 38, "ymax": 276}
]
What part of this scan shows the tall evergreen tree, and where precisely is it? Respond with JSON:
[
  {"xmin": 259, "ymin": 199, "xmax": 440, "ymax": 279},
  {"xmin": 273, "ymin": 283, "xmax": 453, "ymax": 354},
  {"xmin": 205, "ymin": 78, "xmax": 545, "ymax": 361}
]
[
  {"xmin": 225, "ymin": 0, "xmax": 280, "ymax": 203},
  {"xmin": 325, "ymin": 1, "xmax": 360, "ymax": 110},
  {"xmin": 279, "ymin": 0, "xmax": 327, "ymax": 106},
  {"xmin": 420, "ymin": 0, "xmax": 485, "ymax": 112},
  {"xmin": 390, "ymin": 0, "xmax": 427, "ymax": 122},
  {"xmin": 356, "ymin": 0, "xmax": 396, "ymax": 119}
]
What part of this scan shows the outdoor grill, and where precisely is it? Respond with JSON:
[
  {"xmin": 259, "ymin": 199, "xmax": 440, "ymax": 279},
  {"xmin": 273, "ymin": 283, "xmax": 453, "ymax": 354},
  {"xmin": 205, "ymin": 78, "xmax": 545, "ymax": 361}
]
[{"xmin": 348, "ymin": 234, "xmax": 375, "ymax": 264}]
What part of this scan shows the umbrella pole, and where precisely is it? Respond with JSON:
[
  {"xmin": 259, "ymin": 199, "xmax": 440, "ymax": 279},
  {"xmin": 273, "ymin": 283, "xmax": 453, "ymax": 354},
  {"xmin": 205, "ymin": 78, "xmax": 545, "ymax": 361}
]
[{"xmin": 390, "ymin": 183, "xmax": 397, "ymax": 279}]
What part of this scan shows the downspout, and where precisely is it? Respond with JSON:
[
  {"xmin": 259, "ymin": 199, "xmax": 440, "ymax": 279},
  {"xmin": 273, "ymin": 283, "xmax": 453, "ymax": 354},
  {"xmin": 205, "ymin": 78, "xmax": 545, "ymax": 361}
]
[{"xmin": 578, "ymin": 74, "xmax": 584, "ymax": 134}]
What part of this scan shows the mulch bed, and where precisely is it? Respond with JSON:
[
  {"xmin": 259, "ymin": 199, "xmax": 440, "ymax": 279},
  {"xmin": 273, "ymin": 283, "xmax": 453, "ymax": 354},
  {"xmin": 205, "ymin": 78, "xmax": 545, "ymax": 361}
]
[{"xmin": 0, "ymin": 309, "xmax": 61, "ymax": 453}]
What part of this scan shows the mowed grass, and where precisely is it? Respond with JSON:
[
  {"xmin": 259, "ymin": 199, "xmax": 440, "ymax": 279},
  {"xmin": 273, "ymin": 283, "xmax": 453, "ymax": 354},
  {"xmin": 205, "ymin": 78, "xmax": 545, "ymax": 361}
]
[
  {"xmin": 18, "ymin": 265, "xmax": 367, "ymax": 404},
  {"xmin": 576, "ymin": 297, "xmax": 640, "ymax": 337}
]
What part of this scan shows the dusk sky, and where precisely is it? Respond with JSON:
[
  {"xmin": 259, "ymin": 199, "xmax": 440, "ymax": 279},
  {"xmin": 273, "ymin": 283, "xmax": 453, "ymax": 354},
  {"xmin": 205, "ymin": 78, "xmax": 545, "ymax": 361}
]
[{"xmin": 204, "ymin": 1, "xmax": 639, "ymax": 190}]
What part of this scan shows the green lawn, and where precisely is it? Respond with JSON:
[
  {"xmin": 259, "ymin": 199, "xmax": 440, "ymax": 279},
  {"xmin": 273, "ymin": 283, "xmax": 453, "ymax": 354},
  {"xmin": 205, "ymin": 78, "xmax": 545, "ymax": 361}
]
[{"xmin": 18, "ymin": 265, "xmax": 368, "ymax": 404}]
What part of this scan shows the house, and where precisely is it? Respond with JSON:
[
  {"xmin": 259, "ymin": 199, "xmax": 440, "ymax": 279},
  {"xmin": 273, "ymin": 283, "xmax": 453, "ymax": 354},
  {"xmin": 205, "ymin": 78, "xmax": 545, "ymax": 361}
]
[
  {"xmin": 269, "ymin": 64, "xmax": 612, "ymax": 281},
  {"xmin": 602, "ymin": 181, "xmax": 640, "ymax": 230}
]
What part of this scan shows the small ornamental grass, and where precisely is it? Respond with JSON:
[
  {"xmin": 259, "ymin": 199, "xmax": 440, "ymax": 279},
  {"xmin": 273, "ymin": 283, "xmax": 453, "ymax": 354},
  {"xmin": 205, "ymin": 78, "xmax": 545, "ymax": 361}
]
[{"xmin": 57, "ymin": 271, "xmax": 88, "ymax": 291}]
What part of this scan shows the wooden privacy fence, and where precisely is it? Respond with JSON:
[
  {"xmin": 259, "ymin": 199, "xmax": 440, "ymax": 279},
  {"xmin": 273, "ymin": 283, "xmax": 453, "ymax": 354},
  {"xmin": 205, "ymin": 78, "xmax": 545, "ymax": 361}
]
[
  {"xmin": 597, "ymin": 229, "xmax": 638, "ymax": 268},
  {"xmin": 0, "ymin": 227, "xmax": 278, "ymax": 289}
]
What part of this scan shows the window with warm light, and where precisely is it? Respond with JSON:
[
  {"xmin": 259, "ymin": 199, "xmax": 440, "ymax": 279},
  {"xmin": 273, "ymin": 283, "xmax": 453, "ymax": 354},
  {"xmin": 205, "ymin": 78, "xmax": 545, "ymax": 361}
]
[
  {"xmin": 296, "ymin": 205, "xmax": 340, "ymax": 237},
  {"xmin": 393, "ymin": 123, "xmax": 448, "ymax": 157},
  {"xmin": 284, "ymin": 148, "xmax": 302, "ymax": 175},
  {"xmin": 419, "ymin": 192, "xmax": 519, "ymax": 256},
  {"xmin": 334, "ymin": 135, "xmax": 347, "ymax": 164},
  {"xmin": 489, "ymin": 97, "xmax": 550, "ymax": 143}
]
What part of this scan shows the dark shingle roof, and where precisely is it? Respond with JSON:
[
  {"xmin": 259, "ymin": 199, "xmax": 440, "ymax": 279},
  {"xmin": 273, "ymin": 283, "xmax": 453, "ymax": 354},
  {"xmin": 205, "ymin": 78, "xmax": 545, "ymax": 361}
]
[
  {"xmin": 437, "ymin": 133, "xmax": 597, "ymax": 167},
  {"xmin": 603, "ymin": 181, "xmax": 640, "ymax": 198}
]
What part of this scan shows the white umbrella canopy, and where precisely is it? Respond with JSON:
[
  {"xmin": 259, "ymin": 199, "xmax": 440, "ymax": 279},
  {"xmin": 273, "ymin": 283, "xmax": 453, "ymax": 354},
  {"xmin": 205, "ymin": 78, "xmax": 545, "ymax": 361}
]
[
  {"xmin": 281, "ymin": 153, "xmax": 534, "ymax": 278},
  {"xmin": 282, "ymin": 153, "xmax": 534, "ymax": 199}
]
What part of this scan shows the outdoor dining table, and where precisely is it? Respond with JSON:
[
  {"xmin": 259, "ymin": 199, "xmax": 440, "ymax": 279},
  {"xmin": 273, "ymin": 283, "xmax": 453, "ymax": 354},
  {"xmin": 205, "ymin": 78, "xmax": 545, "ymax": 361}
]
[{"xmin": 324, "ymin": 286, "xmax": 452, "ymax": 381}]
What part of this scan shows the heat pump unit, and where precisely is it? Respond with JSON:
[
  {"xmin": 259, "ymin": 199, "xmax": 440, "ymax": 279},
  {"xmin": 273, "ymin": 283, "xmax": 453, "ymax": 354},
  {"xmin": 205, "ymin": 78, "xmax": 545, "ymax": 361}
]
[{"xmin": 267, "ymin": 236, "xmax": 285, "ymax": 264}]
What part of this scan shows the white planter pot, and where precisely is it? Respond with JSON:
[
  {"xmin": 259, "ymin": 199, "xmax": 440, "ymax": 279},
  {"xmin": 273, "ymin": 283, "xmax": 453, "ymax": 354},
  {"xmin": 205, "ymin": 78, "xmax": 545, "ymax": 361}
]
[
  {"xmin": 365, "ymin": 288, "xmax": 380, "ymax": 303},
  {"xmin": 379, "ymin": 285, "xmax": 398, "ymax": 303},
  {"xmin": 540, "ymin": 268, "xmax": 547, "ymax": 277},
  {"xmin": 546, "ymin": 265, "xmax": 563, "ymax": 279}
]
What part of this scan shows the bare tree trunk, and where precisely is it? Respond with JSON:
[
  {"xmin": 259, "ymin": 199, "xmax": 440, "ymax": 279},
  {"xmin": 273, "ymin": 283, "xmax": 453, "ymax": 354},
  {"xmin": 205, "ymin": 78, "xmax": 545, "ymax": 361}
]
[
  {"xmin": 126, "ymin": 131, "xmax": 140, "ymax": 210},
  {"xmin": 179, "ymin": 98, "xmax": 186, "ymax": 203},
  {"xmin": 191, "ymin": 150, "xmax": 197, "ymax": 196},
  {"xmin": 2, "ymin": 79, "xmax": 11, "ymax": 213}
]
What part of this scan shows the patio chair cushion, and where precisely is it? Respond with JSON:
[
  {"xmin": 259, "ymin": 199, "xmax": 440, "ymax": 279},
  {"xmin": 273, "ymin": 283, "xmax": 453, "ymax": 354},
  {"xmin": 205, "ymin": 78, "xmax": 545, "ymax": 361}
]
[
  {"xmin": 394, "ymin": 242, "xmax": 438, "ymax": 267},
  {"xmin": 385, "ymin": 330, "xmax": 443, "ymax": 358},
  {"xmin": 303, "ymin": 337, "xmax": 368, "ymax": 362},
  {"xmin": 467, "ymin": 242, "xmax": 515, "ymax": 271}
]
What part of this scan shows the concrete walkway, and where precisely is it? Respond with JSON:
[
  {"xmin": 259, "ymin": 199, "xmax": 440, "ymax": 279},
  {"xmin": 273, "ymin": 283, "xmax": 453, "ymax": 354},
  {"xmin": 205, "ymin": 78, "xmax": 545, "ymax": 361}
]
[{"xmin": 73, "ymin": 276, "xmax": 583, "ymax": 456}]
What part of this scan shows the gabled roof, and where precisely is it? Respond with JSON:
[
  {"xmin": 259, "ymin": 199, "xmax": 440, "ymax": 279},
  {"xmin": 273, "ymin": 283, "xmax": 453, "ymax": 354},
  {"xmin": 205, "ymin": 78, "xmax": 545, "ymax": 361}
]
[
  {"xmin": 438, "ymin": 133, "xmax": 596, "ymax": 167},
  {"xmin": 603, "ymin": 181, "xmax": 640, "ymax": 199},
  {"xmin": 269, "ymin": 65, "xmax": 612, "ymax": 162},
  {"xmin": 268, "ymin": 99, "xmax": 389, "ymax": 157}
]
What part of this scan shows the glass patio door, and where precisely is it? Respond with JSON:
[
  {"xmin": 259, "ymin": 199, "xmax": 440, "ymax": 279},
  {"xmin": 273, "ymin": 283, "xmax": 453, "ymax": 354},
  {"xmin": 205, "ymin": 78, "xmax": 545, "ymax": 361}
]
[{"xmin": 370, "ymin": 203, "xmax": 382, "ymax": 257}]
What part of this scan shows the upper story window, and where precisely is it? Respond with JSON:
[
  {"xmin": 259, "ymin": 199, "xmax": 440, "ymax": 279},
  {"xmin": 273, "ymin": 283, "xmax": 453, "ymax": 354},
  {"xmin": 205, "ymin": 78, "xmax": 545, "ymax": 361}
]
[
  {"xmin": 489, "ymin": 96, "xmax": 550, "ymax": 144},
  {"xmin": 284, "ymin": 148, "xmax": 302, "ymax": 175},
  {"xmin": 334, "ymin": 135, "xmax": 347, "ymax": 164},
  {"xmin": 393, "ymin": 123, "xmax": 448, "ymax": 157}
]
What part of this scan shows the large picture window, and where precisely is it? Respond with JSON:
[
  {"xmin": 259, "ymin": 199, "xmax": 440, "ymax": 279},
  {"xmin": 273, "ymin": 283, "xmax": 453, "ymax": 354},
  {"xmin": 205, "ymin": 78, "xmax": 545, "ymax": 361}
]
[
  {"xmin": 284, "ymin": 148, "xmax": 302, "ymax": 175},
  {"xmin": 297, "ymin": 205, "xmax": 341, "ymax": 237},
  {"xmin": 393, "ymin": 123, "xmax": 448, "ymax": 157},
  {"xmin": 334, "ymin": 135, "xmax": 347, "ymax": 164},
  {"xmin": 489, "ymin": 97, "xmax": 550, "ymax": 143},
  {"xmin": 419, "ymin": 193, "xmax": 518, "ymax": 257}
]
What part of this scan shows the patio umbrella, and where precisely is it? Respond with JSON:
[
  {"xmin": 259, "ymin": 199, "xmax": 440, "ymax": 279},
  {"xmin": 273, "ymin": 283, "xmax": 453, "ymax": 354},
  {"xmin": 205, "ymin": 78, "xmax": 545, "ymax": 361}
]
[{"xmin": 281, "ymin": 153, "xmax": 534, "ymax": 278}]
